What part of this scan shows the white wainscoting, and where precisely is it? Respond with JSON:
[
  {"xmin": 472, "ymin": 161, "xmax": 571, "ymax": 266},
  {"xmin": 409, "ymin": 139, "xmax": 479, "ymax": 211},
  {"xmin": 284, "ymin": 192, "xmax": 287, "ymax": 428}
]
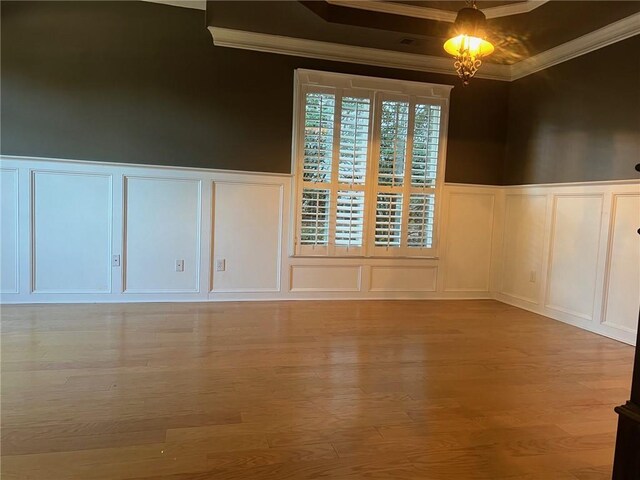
[
  {"xmin": 369, "ymin": 265, "xmax": 437, "ymax": 292},
  {"xmin": 212, "ymin": 182, "xmax": 283, "ymax": 293},
  {"xmin": 124, "ymin": 176, "xmax": 201, "ymax": 293},
  {"xmin": 496, "ymin": 181, "xmax": 640, "ymax": 345},
  {"xmin": 1, "ymin": 156, "xmax": 638, "ymax": 345},
  {"xmin": 32, "ymin": 170, "xmax": 113, "ymax": 293},
  {"xmin": 289, "ymin": 265, "xmax": 362, "ymax": 292},
  {"xmin": 0, "ymin": 168, "xmax": 19, "ymax": 293},
  {"xmin": 546, "ymin": 194, "xmax": 604, "ymax": 320},
  {"xmin": 602, "ymin": 194, "xmax": 640, "ymax": 335},
  {"xmin": 501, "ymin": 194, "xmax": 547, "ymax": 304},
  {"xmin": 0, "ymin": 156, "xmax": 499, "ymax": 305},
  {"xmin": 442, "ymin": 191, "xmax": 496, "ymax": 292}
]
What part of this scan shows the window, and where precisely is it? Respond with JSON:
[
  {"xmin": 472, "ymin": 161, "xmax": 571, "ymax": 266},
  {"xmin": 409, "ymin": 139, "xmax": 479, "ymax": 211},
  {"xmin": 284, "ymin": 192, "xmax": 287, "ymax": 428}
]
[{"xmin": 293, "ymin": 70, "xmax": 451, "ymax": 257}]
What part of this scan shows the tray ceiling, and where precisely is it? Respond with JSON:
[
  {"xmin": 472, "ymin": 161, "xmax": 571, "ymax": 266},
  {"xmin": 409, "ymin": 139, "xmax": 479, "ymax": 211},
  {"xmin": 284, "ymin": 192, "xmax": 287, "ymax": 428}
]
[
  {"xmin": 327, "ymin": 1, "xmax": 548, "ymax": 21},
  {"xmin": 206, "ymin": 1, "xmax": 640, "ymax": 67}
]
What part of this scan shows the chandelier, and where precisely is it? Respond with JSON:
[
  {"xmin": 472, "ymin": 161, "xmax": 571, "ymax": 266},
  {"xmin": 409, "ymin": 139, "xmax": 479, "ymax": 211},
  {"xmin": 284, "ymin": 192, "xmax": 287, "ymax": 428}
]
[{"xmin": 443, "ymin": 0, "xmax": 495, "ymax": 85}]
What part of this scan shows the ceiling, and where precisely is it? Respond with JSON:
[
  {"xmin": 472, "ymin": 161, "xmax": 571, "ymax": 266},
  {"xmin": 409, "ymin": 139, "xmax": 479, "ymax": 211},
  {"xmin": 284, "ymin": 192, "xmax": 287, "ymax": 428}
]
[
  {"xmin": 206, "ymin": 1, "xmax": 640, "ymax": 67},
  {"xmin": 126, "ymin": 1, "xmax": 640, "ymax": 81}
]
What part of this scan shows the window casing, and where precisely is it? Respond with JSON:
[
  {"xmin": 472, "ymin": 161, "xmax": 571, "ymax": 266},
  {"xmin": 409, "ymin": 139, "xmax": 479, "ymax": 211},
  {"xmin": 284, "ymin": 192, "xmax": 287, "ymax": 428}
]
[{"xmin": 293, "ymin": 70, "xmax": 451, "ymax": 258}]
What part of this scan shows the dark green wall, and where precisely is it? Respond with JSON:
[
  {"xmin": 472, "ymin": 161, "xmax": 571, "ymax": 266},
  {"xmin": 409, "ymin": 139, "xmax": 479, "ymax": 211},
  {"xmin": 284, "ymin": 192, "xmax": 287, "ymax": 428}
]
[
  {"xmin": 504, "ymin": 36, "xmax": 640, "ymax": 184},
  {"xmin": 3, "ymin": 1, "xmax": 638, "ymax": 185},
  {"xmin": 0, "ymin": 1, "xmax": 508, "ymax": 183}
]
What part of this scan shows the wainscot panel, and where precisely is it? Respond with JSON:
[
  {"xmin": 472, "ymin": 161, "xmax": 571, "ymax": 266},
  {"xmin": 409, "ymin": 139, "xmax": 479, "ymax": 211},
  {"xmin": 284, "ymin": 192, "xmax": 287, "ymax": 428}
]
[
  {"xmin": 212, "ymin": 182, "xmax": 283, "ymax": 293},
  {"xmin": 124, "ymin": 176, "xmax": 201, "ymax": 293},
  {"xmin": 0, "ymin": 168, "xmax": 19, "ymax": 293},
  {"xmin": 32, "ymin": 170, "xmax": 112, "ymax": 293},
  {"xmin": 496, "ymin": 181, "xmax": 640, "ymax": 345},
  {"xmin": 602, "ymin": 194, "xmax": 640, "ymax": 334},
  {"xmin": 2, "ymin": 156, "xmax": 637, "ymax": 345},
  {"xmin": 369, "ymin": 266, "xmax": 437, "ymax": 292}
]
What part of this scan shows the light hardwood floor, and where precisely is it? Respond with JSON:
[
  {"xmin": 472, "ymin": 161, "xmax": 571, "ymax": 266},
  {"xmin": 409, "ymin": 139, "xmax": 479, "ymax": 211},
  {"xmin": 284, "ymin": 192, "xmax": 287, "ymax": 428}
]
[{"xmin": 0, "ymin": 300, "xmax": 634, "ymax": 479}]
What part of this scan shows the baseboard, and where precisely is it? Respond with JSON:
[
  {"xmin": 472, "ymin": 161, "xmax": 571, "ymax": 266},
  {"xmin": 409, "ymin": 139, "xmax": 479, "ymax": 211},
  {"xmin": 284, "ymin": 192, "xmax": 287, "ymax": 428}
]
[
  {"xmin": 494, "ymin": 293, "xmax": 636, "ymax": 346},
  {"xmin": 0, "ymin": 290, "xmax": 495, "ymax": 305}
]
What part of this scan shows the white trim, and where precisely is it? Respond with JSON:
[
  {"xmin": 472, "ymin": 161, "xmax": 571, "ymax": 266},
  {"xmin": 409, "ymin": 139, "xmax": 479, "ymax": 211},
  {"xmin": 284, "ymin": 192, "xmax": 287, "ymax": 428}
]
[
  {"xmin": 3, "ymin": 163, "xmax": 633, "ymax": 191},
  {"xmin": 499, "ymin": 192, "xmax": 547, "ymax": 304},
  {"xmin": 510, "ymin": 12, "xmax": 640, "ymax": 80},
  {"xmin": 367, "ymin": 265, "xmax": 438, "ymax": 292},
  {"xmin": 1, "ymin": 155, "xmax": 637, "ymax": 347},
  {"xmin": 0, "ymin": 168, "xmax": 20, "ymax": 294},
  {"xmin": 495, "ymin": 178, "xmax": 640, "ymax": 189},
  {"xmin": 496, "ymin": 292, "xmax": 637, "ymax": 346},
  {"xmin": 599, "ymin": 192, "xmax": 640, "ymax": 334},
  {"xmin": 326, "ymin": 0, "xmax": 549, "ymax": 21},
  {"xmin": 209, "ymin": 180, "xmax": 284, "ymax": 294},
  {"xmin": 443, "ymin": 182, "xmax": 503, "ymax": 189},
  {"xmin": 498, "ymin": 290, "xmax": 540, "ymax": 306},
  {"xmin": 1, "ymin": 291, "xmax": 495, "ymax": 305},
  {"xmin": 442, "ymin": 191, "xmax": 496, "ymax": 293},
  {"xmin": 212, "ymin": 288, "xmax": 282, "ymax": 294},
  {"xmin": 289, "ymin": 265, "xmax": 363, "ymax": 292},
  {"xmin": 141, "ymin": 0, "xmax": 206, "ymax": 11},
  {"xmin": 30, "ymin": 169, "xmax": 114, "ymax": 295},
  {"xmin": 496, "ymin": 182, "xmax": 639, "ymax": 346},
  {"xmin": 1, "ymin": 155, "xmax": 292, "ymax": 179},
  {"xmin": 544, "ymin": 303, "xmax": 593, "ymax": 322},
  {"xmin": 543, "ymin": 193, "xmax": 604, "ymax": 322},
  {"xmin": 208, "ymin": 27, "xmax": 510, "ymax": 81},
  {"xmin": 208, "ymin": 12, "xmax": 640, "ymax": 82},
  {"xmin": 291, "ymin": 70, "xmax": 451, "ymax": 259},
  {"xmin": 122, "ymin": 175, "xmax": 203, "ymax": 295},
  {"xmin": 296, "ymin": 69, "xmax": 453, "ymax": 96}
]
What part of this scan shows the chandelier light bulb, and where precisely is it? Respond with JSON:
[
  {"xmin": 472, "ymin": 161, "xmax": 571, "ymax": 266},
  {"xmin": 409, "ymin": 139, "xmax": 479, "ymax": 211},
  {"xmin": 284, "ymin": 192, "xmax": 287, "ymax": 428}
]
[{"xmin": 443, "ymin": 2, "xmax": 495, "ymax": 85}]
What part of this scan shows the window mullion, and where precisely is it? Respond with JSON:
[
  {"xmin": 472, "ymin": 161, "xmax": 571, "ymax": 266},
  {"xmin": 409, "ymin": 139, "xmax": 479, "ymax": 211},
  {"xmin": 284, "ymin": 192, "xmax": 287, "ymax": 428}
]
[
  {"xmin": 364, "ymin": 92, "xmax": 381, "ymax": 257},
  {"xmin": 400, "ymin": 96, "xmax": 416, "ymax": 254},
  {"xmin": 327, "ymin": 88, "xmax": 343, "ymax": 256},
  {"xmin": 294, "ymin": 85, "xmax": 310, "ymax": 255}
]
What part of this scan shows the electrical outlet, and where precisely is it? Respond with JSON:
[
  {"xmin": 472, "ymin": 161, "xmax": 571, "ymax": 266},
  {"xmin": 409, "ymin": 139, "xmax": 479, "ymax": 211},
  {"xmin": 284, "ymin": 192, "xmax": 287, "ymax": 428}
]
[
  {"xmin": 215, "ymin": 258, "xmax": 226, "ymax": 272},
  {"xmin": 112, "ymin": 255, "xmax": 121, "ymax": 267},
  {"xmin": 529, "ymin": 270, "xmax": 537, "ymax": 283},
  {"xmin": 176, "ymin": 259, "xmax": 184, "ymax": 272}
]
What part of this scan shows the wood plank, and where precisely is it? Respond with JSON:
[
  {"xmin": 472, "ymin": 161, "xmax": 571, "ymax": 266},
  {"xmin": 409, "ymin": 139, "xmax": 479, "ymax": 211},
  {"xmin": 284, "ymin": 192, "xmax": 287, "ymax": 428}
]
[{"xmin": 0, "ymin": 300, "xmax": 633, "ymax": 479}]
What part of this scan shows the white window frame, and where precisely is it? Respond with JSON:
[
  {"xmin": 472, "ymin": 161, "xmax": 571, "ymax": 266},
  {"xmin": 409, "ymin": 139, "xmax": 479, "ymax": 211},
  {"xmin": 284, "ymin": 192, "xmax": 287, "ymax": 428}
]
[{"xmin": 291, "ymin": 69, "xmax": 452, "ymax": 258}]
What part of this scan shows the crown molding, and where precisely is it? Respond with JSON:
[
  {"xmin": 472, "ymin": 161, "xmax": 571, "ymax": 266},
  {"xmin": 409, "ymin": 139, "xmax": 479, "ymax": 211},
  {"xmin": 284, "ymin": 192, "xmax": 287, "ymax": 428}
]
[
  {"xmin": 208, "ymin": 27, "xmax": 511, "ymax": 81},
  {"xmin": 141, "ymin": 0, "xmax": 206, "ymax": 10},
  {"xmin": 326, "ymin": 0, "xmax": 549, "ymax": 21},
  {"xmin": 209, "ymin": 9, "xmax": 640, "ymax": 83},
  {"xmin": 510, "ymin": 11, "xmax": 640, "ymax": 80}
]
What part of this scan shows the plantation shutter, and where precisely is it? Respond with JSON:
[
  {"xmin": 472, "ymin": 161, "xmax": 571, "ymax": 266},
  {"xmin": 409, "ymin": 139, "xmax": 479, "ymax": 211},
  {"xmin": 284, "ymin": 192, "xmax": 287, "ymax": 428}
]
[
  {"xmin": 370, "ymin": 95, "xmax": 444, "ymax": 256},
  {"xmin": 294, "ymin": 70, "xmax": 450, "ymax": 258},
  {"xmin": 296, "ymin": 86, "xmax": 373, "ymax": 256}
]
